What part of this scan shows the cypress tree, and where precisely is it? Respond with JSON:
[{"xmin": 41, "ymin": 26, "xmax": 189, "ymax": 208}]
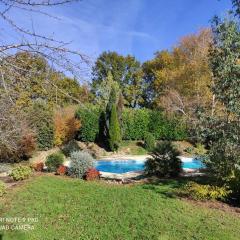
[{"xmin": 108, "ymin": 104, "xmax": 121, "ymax": 151}]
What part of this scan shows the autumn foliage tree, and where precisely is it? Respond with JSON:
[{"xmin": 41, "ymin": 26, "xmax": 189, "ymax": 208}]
[
  {"xmin": 142, "ymin": 29, "xmax": 213, "ymax": 118},
  {"xmin": 54, "ymin": 106, "xmax": 81, "ymax": 146},
  {"xmin": 92, "ymin": 51, "xmax": 144, "ymax": 108}
]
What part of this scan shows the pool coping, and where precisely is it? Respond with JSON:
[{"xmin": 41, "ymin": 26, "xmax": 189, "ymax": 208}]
[{"xmin": 99, "ymin": 168, "xmax": 204, "ymax": 180}]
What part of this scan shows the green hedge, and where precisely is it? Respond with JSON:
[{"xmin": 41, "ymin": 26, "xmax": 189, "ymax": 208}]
[
  {"xmin": 76, "ymin": 106, "xmax": 187, "ymax": 142},
  {"xmin": 149, "ymin": 111, "xmax": 187, "ymax": 140},
  {"xmin": 75, "ymin": 105, "xmax": 100, "ymax": 142},
  {"xmin": 122, "ymin": 109, "xmax": 150, "ymax": 140}
]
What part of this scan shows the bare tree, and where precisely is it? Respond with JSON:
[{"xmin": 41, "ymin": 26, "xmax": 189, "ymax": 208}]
[
  {"xmin": 159, "ymin": 89, "xmax": 187, "ymax": 116},
  {"xmin": 0, "ymin": 0, "xmax": 90, "ymax": 77},
  {"xmin": 0, "ymin": 0, "xmax": 92, "ymax": 162}
]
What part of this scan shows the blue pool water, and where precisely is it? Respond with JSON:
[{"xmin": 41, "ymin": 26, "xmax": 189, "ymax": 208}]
[{"xmin": 96, "ymin": 158, "xmax": 204, "ymax": 174}]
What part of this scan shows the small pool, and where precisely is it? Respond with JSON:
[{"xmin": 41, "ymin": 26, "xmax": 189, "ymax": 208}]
[{"xmin": 96, "ymin": 157, "xmax": 204, "ymax": 174}]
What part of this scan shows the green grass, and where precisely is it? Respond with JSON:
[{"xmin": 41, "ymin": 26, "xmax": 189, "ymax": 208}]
[
  {"xmin": 119, "ymin": 140, "xmax": 148, "ymax": 155},
  {"xmin": 1, "ymin": 176, "xmax": 240, "ymax": 240}
]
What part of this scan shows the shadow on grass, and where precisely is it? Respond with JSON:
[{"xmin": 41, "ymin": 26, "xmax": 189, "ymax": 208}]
[{"xmin": 140, "ymin": 175, "xmax": 214, "ymax": 199}]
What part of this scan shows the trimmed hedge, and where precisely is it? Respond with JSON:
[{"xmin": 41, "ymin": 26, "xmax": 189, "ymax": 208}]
[
  {"xmin": 122, "ymin": 108, "xmax": 150, "ymax": 140},
  {"xmin": 148, "ymin": 111, "xmax": 187, "ymax": 141},
  {"xmin": 75, "ymin": 105, "xmax": 100, "ymax": 142},
  {"xmin": 75, "ymin": 106, "xmax": 188, "ymax": 142}
]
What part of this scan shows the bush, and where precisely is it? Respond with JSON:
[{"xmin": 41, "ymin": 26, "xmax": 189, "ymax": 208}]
[
  {"xmin": 122, "ymin": 108, "xmax": 150, "ymax": 140},
  {"xmin": 144, "ymin": 132, "xmax": 156, "ymax": 151},
  {"xmin": 27, "ymin": 100, "xmax": 54, "ymax": 150},
  {"xmin": 10, "ymin": 166, "xmax": 32, "ymax": 181},
  {"xmin": 176, "ymin": 182, "xmax": 231, "ymax": 201},
  {"xmin": 32, "ymin": 162, "xmax": 44, "ymax": 172},
  {"xmin": 19, "ymin": 132, "xmax": 37, "ymax": 159},
  {"xmin": 145, "ymin": 141, "xmax": 182, "ymax": 177},
  {"xmin": 0, "ymin": 181, "xmax": 6, "ymax": 197},
  {"xmin": 69, "ymin": 151, "xmax": 94, "ymax": 179},
  {"xmin": 148, "ymin": 111, "xmax": 167, "ymax": 140},
  {"xmin": 75, "ymin": 105, "xmax": 100, "ymax": 142},
  {"xmin": 185, "ymin": 146, "xmax": 194, "ymax": 154},
  {"xmin": 54, "ymin": 106, "xmax": 81, "ymax": 146},
  {"xmin": 61, "ymin": 140, "xmax": 81, "ymax": 157},
  {"xmin": 108, "ymin": 104, "xmax": 121, "ymax": 151},
  {"xmin": 122, "ymin": 109, "xmax": 187, "ymax": 141},
  {"xmin": 74, "ymin": 107, "xmax": 188, "ymax": 143},
  {"xmin": 85, "ymin": 168, "xmax": 100, "ymax": 181},
  {"xmin": 148, "ymin": 111, "xmax": 187, "ymax": 141},
  {"xmin": 56, "ymin": 165, "xmax": 68, "ymax": 176},
  {"xmin": 45, "ymin": 153, "xmax": 64, "ymax": 172},
  {"xmin": 194, "ymin": 143, "xmax": 207, "ymax": 156}
]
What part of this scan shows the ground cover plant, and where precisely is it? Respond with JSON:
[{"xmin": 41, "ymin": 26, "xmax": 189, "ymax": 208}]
[
  {"xmin": 0, "ymin": 176, "xmax": 240, "ymax": 240},
  {"xmin": 9, "ymin": 166, "xmax": 32, "ymax": 181}
]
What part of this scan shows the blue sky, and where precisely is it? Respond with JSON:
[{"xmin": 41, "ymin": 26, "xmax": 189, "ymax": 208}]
[{"xmin": 1, "ymin": 0, "xmax": 232, "ymax": 63}]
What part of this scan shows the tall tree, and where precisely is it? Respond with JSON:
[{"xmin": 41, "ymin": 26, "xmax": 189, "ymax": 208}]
[
  {"xmin": 108, "ymin": 104, "xmax": 121, "ymax": 151},
  {"xmin": 95, "ymin": 71, "xmax": 120, "ymax": 108},
  {"xmin": 92, "ymin": 51, "xmax": 143, "ymax": 108},
  {"xmin": 142, "ymin": 29, "xmax": 213, "ymax": 117},
  {"xmin": 202, "ymin": 9, "xmax": 240, "ymax": 199},
  {"xmin": 0, "ymin": 52, "xmax": 91, "ymax": 109}
]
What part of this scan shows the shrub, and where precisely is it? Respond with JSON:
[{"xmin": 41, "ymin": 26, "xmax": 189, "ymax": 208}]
[
  {"xmin": 27, "ymin": 100, "xmax": 54, "ymax": 150},
  {"xmin": 75, "ymin": 105, "xmax": 100, "ymax": 142},
  {"xmin": 185, "ymin": 146, "xmax": 194, "ymax": 154},
  {"xmin": 69, "ymin": 151, "xmax": 94, "ymax": 179},
  {"xmin": 19, "ymin": 132, "xmax": 37, "ymax": 159},
  {"xmin": 122, "ymin": 108, "xmax": 150, "ymax": 140},
  {"xmin": 54, "ymin": 106, "xmax": 81, "ymax": 146},
  {"xmin": 176, "ymin": 182, "xmax": 231, "ymax": 201},
  {"xmin": 194, "ymin": 143, "xmax": 207, "ymax": 156},
  {"xmin": 10, "ymin": 166, "xmax": 32, "ymax": 181},
  {"xmin": 45, "ymin": 153, "xmax": 64, "ymax": 172},
  {"xmin": 148, "ymin": 111, "xmax": 187, "ymax": 141},
  {"xmin": 108, "ymin": 104, "xmax": 121, "ymax": 151},
  {"xmin": 144, "ymin": 132, "xmax": 156, "ymax": 151},
  {"xmin": 170, "ymin": 118, "xmax": 188, "ymax": 141},
  {"xmin": 85, "ymin": 168, "xmax": 100, "ymax": 181},
  {"xmin": 61, "ymin": 140, "xmax": 81, "ymax": 157},
  {"xmin": 56, "ymin": 165, "xmax": 68, "ymax": 176},
  {"xmin": 145, "ymin": 141, "xmax": 182, "ymax": 177},
  {"xmin": 32, "ymin": 162, "xmax": 44, "ymax": 172},
  {"xmin": 122, "ymin": 109, "xmax": 187, "ymax": 141},
  {"xmin": 0, "ymin": 181, "xmax": 6, "ymax": 197},
  {"xmin": 148, "ymin": 111, "xmax": 168, "ymax": 140},
  {"xmin": 74, "ymin": 107, "xmax": 188, "ymax": 143}
]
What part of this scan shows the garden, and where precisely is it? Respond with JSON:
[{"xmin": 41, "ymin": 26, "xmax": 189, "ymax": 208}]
[{"xmin": 0, "ymin": 0, "xmax": 240, "ymax": 239}]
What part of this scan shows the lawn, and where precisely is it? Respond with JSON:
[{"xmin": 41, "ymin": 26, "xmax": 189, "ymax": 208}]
[
  {"xmin": 0, "ymin": 176, "xmax": 240, "ymax": 240},
  {"xmin": 119, "ymin": 141, "xmax": 148, "ymax": 155}
]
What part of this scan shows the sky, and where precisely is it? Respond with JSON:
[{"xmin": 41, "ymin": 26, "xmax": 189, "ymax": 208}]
[{"xmin": 1, "ymin": 0, "xmax": 233, "ymax": 64}]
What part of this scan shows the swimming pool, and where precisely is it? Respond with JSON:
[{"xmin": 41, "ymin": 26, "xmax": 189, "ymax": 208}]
[{"xmin": 95, "ymin": 157, "xmax": 204, "ymax": 174}]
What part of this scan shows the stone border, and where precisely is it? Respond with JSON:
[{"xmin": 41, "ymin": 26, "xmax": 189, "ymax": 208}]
[{"xmin": 100, "ymin": 170, "xmax": 144, "ymax": 180}]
